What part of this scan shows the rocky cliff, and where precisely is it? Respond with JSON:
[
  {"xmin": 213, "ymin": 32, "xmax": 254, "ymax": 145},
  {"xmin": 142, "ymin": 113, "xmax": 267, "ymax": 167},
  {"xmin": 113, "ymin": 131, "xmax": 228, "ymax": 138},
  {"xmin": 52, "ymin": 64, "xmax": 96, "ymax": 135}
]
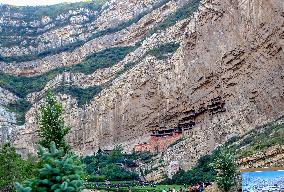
[{"xmin": 0, "ymin": 0, "xmax": 283, "ymax": 172}]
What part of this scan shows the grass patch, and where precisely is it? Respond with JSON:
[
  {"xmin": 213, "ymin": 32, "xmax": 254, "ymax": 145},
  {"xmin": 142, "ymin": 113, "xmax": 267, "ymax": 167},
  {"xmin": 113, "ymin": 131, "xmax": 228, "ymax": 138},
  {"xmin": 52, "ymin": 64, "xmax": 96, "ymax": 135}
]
[{"xmin": 85, "ymin": 182, "xmax": 187, "ymax": 192}]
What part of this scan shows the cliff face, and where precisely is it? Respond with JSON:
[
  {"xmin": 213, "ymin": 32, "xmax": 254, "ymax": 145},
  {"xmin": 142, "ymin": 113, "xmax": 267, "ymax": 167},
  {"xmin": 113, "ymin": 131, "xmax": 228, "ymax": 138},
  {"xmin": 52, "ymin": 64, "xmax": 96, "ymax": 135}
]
[{"xmin": 0, "ymin": 0, "xmax": 283, "ymax": 171}]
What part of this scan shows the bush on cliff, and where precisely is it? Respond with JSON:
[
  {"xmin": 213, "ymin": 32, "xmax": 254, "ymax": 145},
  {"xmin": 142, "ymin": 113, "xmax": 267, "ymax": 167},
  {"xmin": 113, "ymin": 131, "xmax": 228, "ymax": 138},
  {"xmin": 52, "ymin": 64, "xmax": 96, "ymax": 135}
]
[{"xmin": 54, "ymin": 85, "xmax": 103, "ymax": 107}]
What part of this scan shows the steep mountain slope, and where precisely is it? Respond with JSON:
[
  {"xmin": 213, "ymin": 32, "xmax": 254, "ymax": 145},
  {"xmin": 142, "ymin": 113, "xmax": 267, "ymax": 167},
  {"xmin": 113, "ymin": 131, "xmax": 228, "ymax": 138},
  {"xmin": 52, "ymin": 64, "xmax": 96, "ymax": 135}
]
[
  {"xmin": 0, "ymin": 0, "xmax": 283, "ymax": 173},
  {"xmin": 235, "ymin": 116, "xmax": 284, "ymax": 169},
  {"xmin": 138, "ymin": 116, "xmax": 284, "ymax": 181}
]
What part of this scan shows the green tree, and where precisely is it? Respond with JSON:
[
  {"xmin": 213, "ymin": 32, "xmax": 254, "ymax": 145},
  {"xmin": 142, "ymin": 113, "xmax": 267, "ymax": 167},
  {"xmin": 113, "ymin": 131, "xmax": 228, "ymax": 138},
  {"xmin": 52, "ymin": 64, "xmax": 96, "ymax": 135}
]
[
  {"xmin": 106, "ymin": 145, "xmax": 124, "ymax": 164},
  {"xmin": 15, "ymin": 142, "xmax": 84, "ymax": 192},
  {"xmin": 37, "ymin": 91, "xmax": 70, "ymax": 152},
  {"xmin": 100, "ymin": 163, "xmax": 138, "ymax": 181},
  {"xmin": 0, "ymin": 143, "xmax": 36, "ymax": 192},
  {"xmin": 0, "ymin": 143, "xmax": 22, "ymax": 191},
  {"xmin": 165, "ymin": 153, "xmax": 216, "ymax": 185},
  {"xmin": 212, "ymin": 149, "xmax": 237, "ymax": 192}
]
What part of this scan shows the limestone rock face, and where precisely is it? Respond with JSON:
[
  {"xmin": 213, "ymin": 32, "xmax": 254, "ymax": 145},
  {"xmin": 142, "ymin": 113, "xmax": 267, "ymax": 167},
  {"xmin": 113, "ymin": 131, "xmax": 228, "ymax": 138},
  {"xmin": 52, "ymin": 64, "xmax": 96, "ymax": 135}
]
[
  {"xmin": 0, "ymin": 0, "xmax": 185, "ymax": 76},
  {"xmin": 0, "ymin": 0, "xmax": 160, "ymax": 57},
  {"xmin": 0, "ymin": 0, "xmax": 283, "ymax": 171},
  {"xmin": 0, "ymin": 88, "xmax": 18, "ymax": 143}
]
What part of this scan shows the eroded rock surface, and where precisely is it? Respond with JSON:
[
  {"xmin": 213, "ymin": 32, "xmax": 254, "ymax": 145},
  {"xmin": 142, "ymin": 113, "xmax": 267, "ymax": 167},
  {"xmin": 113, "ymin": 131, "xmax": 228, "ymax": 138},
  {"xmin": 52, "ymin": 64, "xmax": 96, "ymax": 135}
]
[{"xmin": 0, "ymin": 0, "xmax": 283, "ymax": 171}]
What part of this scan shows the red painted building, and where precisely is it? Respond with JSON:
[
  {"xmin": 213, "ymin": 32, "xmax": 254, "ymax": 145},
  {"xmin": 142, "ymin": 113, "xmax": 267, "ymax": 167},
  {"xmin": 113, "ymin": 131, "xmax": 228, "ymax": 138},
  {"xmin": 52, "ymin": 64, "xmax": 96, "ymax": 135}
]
[{"xmin": 134, "ymin": 128, "xmax": 183, "ymax": 153}]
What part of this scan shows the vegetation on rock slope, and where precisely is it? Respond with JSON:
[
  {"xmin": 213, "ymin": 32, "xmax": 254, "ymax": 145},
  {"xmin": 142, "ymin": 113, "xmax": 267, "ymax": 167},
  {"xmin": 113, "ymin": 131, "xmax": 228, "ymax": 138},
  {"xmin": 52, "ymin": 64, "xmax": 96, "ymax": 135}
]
[
  {"xmin": 0, "ymin": 0, "xmax": 174, "ymax": 62},
  {"xmin": 2, "ymin": 42, "xmax": 178, "ymax": 97},
  {"xmin": 225, "ymin": 116, "xmax": 284, "ymax": 159},
  {"xmin": 54, "ymin": 85, "xmax": 103, "ymax": 107},
  {"xmin": 0, "ymin": 0, "xmax": 107, "ymax": 21},
  {"xmin": 1, "ymin": 46, "xmax": 136, "ymax": 124},
  {"xmin": 0, "ymin": 0, "xmax": 201, "ymax": 62},
  {"xmin": 0, "ymin": 0, "xmax": 201, "ymax": 125},
  {"xmin": 0, "ymin": 46, "xmax": 136, "ymax": 98},
  {"xmin": 166, "ymin": 116, "xmax": 284, "ymax": 186},
  {"xmin": 147, "ymin": 0, "xmax": 201, "ymax": 37},
  {"xmin": 148, "ymin": 42, "xmax": 180, "ymax": 60},
  {"xmin": 2, "ymin": 42, "xmax": 180, "ymax": 124},
  {"xmin": 0, "ymin": 143, "xmax": 36, "ymax": 192},
  {"xmin": 0, "ymin": 0, "xmax": 108, "ymax": 49},
  {"xmin": 6, "ymin": 99, "xmax": 32, "ymax": 125}
]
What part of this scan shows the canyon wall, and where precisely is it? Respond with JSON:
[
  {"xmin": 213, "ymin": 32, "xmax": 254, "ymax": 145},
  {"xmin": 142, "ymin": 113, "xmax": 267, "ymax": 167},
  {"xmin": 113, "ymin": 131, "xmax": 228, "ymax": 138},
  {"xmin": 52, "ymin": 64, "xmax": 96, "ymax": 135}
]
[{"xmin": 0, "ymin": 0, "xmax": 283, "ymax": 171}]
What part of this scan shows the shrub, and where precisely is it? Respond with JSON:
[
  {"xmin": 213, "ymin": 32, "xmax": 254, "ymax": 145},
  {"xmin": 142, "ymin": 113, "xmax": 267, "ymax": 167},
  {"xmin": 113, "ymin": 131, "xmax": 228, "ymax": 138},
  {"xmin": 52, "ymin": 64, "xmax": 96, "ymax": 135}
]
[{"xmin": 148, "ymin": 42, "xmax": 180, "ymax": 59}]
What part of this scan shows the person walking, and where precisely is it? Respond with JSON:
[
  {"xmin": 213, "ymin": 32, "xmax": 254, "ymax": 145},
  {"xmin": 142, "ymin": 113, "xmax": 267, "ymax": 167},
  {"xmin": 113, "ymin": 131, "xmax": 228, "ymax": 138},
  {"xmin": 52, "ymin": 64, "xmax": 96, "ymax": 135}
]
[{"xmin": 199, "ymin": 182, "xmax": 205, "ymax": 192}]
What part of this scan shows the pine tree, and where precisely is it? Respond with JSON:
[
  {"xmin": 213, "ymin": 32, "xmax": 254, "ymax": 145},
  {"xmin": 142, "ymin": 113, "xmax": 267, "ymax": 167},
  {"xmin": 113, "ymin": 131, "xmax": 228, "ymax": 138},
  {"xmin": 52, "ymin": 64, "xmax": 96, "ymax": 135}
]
[
  {"xmin": 15, "ymin": 142, "xmax": 84, "ymax": 192},
  {"xmin": 37, "ymin": 91, "xmax": 70, "ymax": 152},
  {"xmin": 0, "ymin": 143, "xmax": 22, "ymax": 191},
  {"xmin": 212, "ymin": 149, "xmax": 237, "ymax": 192}
]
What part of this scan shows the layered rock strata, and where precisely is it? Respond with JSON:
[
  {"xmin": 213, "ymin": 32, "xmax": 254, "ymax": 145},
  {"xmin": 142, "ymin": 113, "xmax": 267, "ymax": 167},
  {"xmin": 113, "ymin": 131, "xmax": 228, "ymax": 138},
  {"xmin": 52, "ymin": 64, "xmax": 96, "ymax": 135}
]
[{"xmin": 0, "ymin": 0, "xmax": 283, "ymax": 171}]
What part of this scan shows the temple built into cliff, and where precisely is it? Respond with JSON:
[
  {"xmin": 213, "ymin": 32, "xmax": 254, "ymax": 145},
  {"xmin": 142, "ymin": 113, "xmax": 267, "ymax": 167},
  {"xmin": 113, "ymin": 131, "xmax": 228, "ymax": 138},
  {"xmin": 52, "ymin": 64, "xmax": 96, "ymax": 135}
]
[{"xmin": 134, "ymin": 96, "xmax": 227, "ymax": 152}]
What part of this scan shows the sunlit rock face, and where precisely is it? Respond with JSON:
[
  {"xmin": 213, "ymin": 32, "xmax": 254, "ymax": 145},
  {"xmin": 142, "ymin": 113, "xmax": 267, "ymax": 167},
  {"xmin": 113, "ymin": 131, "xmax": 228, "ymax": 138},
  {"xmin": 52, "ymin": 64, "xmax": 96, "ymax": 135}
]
[
  {"xmin": 0, "ymin": 0, "xmax": 283, "ymax": 170},
  {"xmin": 0, "ymin": 87, "xmax": 18, "ymax": 143}
]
